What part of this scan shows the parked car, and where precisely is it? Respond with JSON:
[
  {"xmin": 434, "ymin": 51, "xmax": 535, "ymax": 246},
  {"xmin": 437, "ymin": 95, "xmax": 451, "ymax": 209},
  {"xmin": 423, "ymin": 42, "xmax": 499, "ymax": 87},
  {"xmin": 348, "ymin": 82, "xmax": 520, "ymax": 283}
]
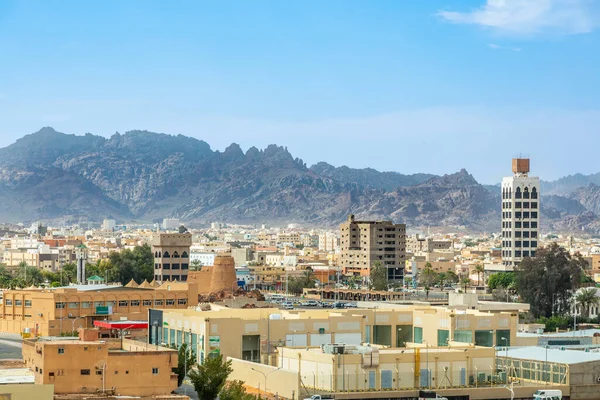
[
  {"xmin": 281, "ymin": 301, "xmax": 294, "ymax": 310},
  {"xmin": 344, "ymin": 302, "xmax": 358, "ymax": 308},
  {"xmin": 332, "ymin": 302, "xmax": 346, "ymax": 309},
  {"xmin": 305, "ymin": 300, "xmax": 319, "ymax": 307}
]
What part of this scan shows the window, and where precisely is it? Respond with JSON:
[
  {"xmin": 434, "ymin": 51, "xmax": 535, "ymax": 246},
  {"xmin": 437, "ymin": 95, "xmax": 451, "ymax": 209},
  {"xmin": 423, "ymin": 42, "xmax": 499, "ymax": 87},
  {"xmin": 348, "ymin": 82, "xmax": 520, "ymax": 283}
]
[
  {"xmin": 131, "ymin": 300, "xmax": 140, "ymax": 306},
  {"xmin": 523, "ymin": 241, "xmax": 530, "ymax": 248},
  {"xmin": 24, "ymin": 300, "xmax": 32, "ymax": 307},
  {"xmin": 126, "ymin": 370, "xmax": 129, "ymax": 374},
  {"xmin": 82, "ymin": 301, "xmax": 90, "ymax": 308},
  {"xmin": 96, "ymin": 370, "xmax": 102, "ymax": 375},
  {"xmin": 531, "ymin": 222, "xmax": 537, "ymax": 228},
  {"xmin": 166, "ymin": 299, "xmax": 175, "ymax": 306},
  {"xmin": 515, "ymin": 231, "xmax": 521, "ymax": 238},
  {"xmin": 4, "ymin": 299, "xmax": 12, "ymax": 306},
  {"xmin": 155, "ymin": 300, "xmax": 164, "ymax": 306},
  {"xmin": 523, "ymin": 222, "xmax": 530, "ymax": 228},
  {"xmin": 515, "ymin": 241, "xmax": 522, "ymax": 248},
  {"xmin": 81, "ymin": 369, "xmax": 90, "ymax": 375},
  {"xmin": 531, "ymin": 231, "xmax": 538, "ymax": 238},
  {"xmin": 531, "ymin": 202, "xmax": 538, "ymax": 209},
  {"xmin": 523, "ymin": 251, "xmax": 530, "ymax": 257},
  {"xmin": 143, "ymin": 300, "xmax": 152, "ymax": 306},
  {"xmin": 531, "ymin": 241, "xmax": 538, "ymax": 248},
  {"xmin": 523, "ymin": 231, "xmax": 529, "ymax": 238},
  {"xmin": 178, "ymin": 299, "xmax": 187, "ymax": 305},
  {"xmin": 523, "ymin": 202, "xmax": 529, "ymax": 209},
  {"xmin": 515, "ymin": 212, "xmax": 522, "ymax": 219},
  {"xmin": 515, "ymin": 187, "xmax": 522, "ymax": 199},
  {"xmin": 94, "ymin": 301, "xmax": 104, "ymax": 307},
  {"xmin": 49, "ymin": 372, "xmax": 55, "ymax": 377},
  {"xmin": 515, "ymin": 221, "xmax": 521, "ymax": 229},
  {"xmin": 172, "ymin": 264, "xmax": 180, "ymax": 270},
  {"xmin": 152, "ymin": 368, "xmax": 159, "ymax": 375},
  {"xmin": 515, "ymin": 202, "xmax": 522, "ymax": 208},
  {"xmin": 163, "ymin": 251, "xmax": 170, "ymax": 258},
  {"xmin": 68, "ymin": 302, "xmax": 79, "ymax": 309},
  {"xmin": 523, "ymin": 212, "xmax": 530, "ymax": 218},
  {"xmin": 163, "ymin": 263, "xmax": 170, "ymax": 270},
  {"xmin": 182, "ymin": 263, "xmax": 189, "ymax": 270},
  {"xmin": 515, "ymin": 251, "xmax": 522, "ymax": 257},
  {"xmin": 118, "ymin": 300, "xmax": 129, "ymax": 307},
  {"xmin": 531, "ymin": 188, "xmax": 538, "ymax": 199},
  {"xmin": 532, "ymin": 212, "xmax": 538, "ymax": 218},
  {"xmin": 58, "ymin": 348, "xmax": 64, "ymax": 354},
  {"xmin": 56, "ymin": 302, "xmax": 66, "ymax": 309}
]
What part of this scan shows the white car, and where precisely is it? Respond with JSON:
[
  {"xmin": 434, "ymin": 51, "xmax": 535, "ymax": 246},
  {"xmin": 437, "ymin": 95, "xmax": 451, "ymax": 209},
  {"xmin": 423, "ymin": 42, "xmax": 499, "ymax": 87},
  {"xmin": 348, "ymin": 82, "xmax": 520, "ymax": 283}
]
[{"xmin": 281, "ymin": 301, "xmax": 294, "ymax": 310}]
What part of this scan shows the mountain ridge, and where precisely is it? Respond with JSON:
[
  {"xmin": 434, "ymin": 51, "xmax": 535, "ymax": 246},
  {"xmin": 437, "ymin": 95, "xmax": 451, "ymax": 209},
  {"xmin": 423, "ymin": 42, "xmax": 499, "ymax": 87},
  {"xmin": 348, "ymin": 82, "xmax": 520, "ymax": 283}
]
[{"xmin": 0, "ymin": 127, "xmax": 598, "ymax": 231}]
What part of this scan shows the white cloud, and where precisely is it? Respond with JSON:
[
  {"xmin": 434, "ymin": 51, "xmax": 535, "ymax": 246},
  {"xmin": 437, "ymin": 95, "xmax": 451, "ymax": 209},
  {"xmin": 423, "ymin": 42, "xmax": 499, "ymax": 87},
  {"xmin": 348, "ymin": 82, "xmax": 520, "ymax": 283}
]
[
  {"xmin": 488, "ymin": 43, "xmax": 522, "ymax": 51},
  {"xmin": 438, "ymin": 0, "xmax": 600, "ymax": 36}
]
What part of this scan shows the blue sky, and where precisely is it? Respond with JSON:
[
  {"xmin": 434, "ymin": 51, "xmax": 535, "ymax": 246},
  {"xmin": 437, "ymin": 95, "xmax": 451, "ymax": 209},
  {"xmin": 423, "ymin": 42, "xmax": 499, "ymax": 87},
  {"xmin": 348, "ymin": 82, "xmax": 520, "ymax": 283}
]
[{"xmin": 1, "ymin": 0, "xmax": 599, "ymax": 183}]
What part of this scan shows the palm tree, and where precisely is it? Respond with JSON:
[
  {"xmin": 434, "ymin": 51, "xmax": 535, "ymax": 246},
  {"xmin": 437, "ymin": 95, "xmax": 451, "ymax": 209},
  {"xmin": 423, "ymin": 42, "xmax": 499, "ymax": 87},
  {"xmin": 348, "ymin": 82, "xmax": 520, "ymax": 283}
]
[
  {"xmin": 460, "ymin": 277, "xmax": 471, "ymax": 292},
  {"xmin": 576, "ymin": 288, "xmax": 599, "ymax": 319},
  {"xmin": 472, "ymin": 263, "xmax": 485, "ymax": 286},
  {"xmin": 445, "ymin": 271, "xmax": 459, "ymax": 284},
  {"xmin": 190, "ymin": 260, "xmax": 203, "ymax": 271}
]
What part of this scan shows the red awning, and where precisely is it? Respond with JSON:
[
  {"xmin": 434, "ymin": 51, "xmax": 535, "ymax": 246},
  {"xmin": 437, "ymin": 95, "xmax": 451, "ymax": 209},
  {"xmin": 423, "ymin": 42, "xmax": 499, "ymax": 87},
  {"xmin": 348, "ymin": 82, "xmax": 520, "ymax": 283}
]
[{"xmin": 93, "ymin": 320, "xmax": 148, "ymax": 330}]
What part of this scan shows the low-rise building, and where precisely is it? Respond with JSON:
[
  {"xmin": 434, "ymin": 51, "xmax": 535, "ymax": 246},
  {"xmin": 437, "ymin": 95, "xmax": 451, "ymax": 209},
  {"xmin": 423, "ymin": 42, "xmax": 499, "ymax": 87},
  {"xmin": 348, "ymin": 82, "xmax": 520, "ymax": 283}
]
[
  {"xmin": 0, "ymin": 281, "xmax": 198, "ymax": 336},
  {"xmin": 22, "ymin": 334, "xmax": 178, "ymax": 396}
]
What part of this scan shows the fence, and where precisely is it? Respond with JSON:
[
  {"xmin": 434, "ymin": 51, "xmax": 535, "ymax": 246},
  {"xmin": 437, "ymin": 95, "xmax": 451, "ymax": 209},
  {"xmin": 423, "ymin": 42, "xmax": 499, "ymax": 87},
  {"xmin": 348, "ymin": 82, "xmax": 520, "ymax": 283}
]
[{"xmin": 496, "ymin": 356, "xmax": 569, "ymax": 386}]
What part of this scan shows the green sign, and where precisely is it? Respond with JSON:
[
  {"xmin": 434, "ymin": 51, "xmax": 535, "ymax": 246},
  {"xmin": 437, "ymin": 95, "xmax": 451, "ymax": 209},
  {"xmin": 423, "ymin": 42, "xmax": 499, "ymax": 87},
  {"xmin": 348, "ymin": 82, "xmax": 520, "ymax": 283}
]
[
  {"xmin": 209, "ymin": 336, "xmax": 220, "ymax": 349},
  {"xmin": 96, "ymin": 306, "xmax": 109, "ymax": 315},
  {"xmin": 319, "ymin": 328, "xmax": 325, "ymax": 334}
]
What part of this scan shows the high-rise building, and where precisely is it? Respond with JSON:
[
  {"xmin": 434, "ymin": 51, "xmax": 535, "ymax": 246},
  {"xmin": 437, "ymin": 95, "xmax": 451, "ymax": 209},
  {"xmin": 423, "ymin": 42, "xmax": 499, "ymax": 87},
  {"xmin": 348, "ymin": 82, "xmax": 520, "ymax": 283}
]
[
  {"xmin": 102, "ymin": 218, "xmax": 116, "ymax": 231},
  {"xmin": 152, "ymin": 233, "xmax": 192, "ymax": 282},
  {"xmin": 162, "ymin": 218, "xmax": 180, "ymax": 231},
  {"xmin": 501, "ymin": 158, "xmax": 540, "ymax": 266},
  {"xmin": 339, "ymin": 214, "xmax": 406, "ymax": 281}
]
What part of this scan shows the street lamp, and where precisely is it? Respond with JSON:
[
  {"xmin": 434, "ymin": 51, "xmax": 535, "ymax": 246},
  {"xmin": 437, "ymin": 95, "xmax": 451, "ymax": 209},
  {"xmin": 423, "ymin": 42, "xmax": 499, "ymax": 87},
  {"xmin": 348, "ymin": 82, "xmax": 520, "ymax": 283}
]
[
  {"xmin": 251, "ymin": 367, "xmax": 281, "ymax": 397},
  {"xmin": 545, "ymin": 344, "xmax": 549, "ymax": 384},
  {"xmin": 71, "ymin": 317, "xmax": 84, "ymax": 334},
  {"xmin": 423, "ymin": 340, "xmax": 430, "ymax": 388}
]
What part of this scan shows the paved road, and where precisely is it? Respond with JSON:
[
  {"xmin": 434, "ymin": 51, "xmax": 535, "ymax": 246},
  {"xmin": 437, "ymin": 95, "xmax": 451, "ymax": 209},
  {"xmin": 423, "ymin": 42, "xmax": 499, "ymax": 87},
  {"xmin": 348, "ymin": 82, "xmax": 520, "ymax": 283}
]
[
  {"xmin": 0, "ymin": 335, "xmax": 23, "ymax": 360},
  {"xmin": 175, "ymin": 383, "xmax": 198, "ymax": 400}
]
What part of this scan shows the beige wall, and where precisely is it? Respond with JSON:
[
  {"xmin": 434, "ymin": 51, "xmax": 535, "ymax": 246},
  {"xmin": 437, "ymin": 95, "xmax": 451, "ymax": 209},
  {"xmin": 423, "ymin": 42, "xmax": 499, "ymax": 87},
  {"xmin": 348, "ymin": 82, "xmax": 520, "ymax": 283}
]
[
  {"xmin": 0, "ymin": 384, "xmax": 53, "ymax": 400},
  {"xmin": 229, "ymin": 358, "xmax": 299, "ymax": 399}
]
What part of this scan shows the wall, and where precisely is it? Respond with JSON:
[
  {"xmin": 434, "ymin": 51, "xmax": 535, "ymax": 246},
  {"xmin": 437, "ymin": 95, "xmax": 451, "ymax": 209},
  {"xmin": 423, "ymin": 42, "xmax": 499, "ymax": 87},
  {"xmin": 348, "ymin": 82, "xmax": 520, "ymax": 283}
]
[
  {"xmin": 0, "ymin": 384, "xmax": 53, "ymax": 400},
  {"xmin": 229, "ymin": 358, "xmax": 299, "ymax": 399}
]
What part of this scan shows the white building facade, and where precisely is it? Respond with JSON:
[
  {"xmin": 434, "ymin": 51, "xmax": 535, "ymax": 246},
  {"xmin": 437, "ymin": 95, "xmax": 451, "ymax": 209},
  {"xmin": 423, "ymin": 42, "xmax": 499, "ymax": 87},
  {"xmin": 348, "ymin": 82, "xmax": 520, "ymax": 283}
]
[{"xmin": 501, "ymin": 159, "xmax": 540, "ymax": 266}]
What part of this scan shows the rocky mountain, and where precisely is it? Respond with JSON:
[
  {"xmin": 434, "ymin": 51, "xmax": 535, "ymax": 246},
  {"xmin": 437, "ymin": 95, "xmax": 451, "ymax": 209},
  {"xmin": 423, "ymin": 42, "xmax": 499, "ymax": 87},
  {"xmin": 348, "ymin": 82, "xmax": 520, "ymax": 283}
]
[
  {"xmin": 0, "ymin": 127, "xmax": 598, "ymax": 231},
  {"xmin": 542, "ymin": 173, "xmax": 600, "ymax": 196},
  {"xmin": 309, "ymin": 162, "xmax": 435, "ymax": 190}
]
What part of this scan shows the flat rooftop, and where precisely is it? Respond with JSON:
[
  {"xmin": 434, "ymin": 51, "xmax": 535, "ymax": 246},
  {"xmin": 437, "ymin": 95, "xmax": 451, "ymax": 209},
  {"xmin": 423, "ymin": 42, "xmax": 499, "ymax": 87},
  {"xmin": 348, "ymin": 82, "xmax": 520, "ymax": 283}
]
[
  {"xmin": 0, "ymin": 368, "xmax": 35, "ymax": 384},
  {"xmin": 503, "ymin": 346, "xmax": 600, "ymax": 365}
]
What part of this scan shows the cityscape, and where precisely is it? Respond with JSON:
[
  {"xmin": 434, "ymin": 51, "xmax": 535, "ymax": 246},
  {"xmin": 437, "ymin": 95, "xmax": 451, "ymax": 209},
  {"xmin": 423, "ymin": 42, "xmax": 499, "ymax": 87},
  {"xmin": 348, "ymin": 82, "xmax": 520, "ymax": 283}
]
[{"xmin": 2, "ymin": 1, "xmax": 600, "ymax": 400}]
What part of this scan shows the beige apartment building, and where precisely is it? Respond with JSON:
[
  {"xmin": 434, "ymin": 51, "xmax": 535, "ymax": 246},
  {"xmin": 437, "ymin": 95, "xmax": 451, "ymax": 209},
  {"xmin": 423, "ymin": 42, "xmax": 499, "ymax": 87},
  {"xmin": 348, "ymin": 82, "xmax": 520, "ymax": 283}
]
[
  {"xmin": 339, "ymin": 214, "xmax": 406, "ymax": 280},
  {"xmin": 152, "ymin": 232, "xmax": 192, "ymax": 282},
  {"xmin": 150, "ymin": 302, "xmax": 518, "ymax": 366},
  {"xmin": 0, "ymin": 281, "xmax": 198, "ymax": 336},
  {"xmin": 22, "ymin": 335, "xmax": 178, "ymax": 396}
]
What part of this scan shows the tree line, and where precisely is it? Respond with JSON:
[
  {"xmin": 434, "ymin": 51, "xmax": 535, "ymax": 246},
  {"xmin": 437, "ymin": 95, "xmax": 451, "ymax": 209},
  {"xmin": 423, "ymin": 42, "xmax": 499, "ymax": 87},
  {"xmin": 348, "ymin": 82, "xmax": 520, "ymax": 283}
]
[{"xmin": 0, "ymin": 244, "xmax": 155, "ymax": 289}]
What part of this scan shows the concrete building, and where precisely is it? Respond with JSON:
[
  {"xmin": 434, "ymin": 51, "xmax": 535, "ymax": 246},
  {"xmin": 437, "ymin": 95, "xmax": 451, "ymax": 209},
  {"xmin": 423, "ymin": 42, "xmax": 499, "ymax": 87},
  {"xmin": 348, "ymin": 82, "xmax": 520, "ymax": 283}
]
[
  {"xmin": 150, "ymin": 301, "xmax": 518, "ymax": 366},
  {"xmin": 22, "ymin": 335, "xmax": 178, "ymax": 396},
  {"xmin": 0, "ymin": 281, "xmax": 198, "ymax": 336},
  {"xmin": 101, "ymin": 219, "xmax": 116, "ymax": 231},
  {"xmin": 151, "ymin": 233, "xmax": 192, "ymax": 282},
  {"xmin": 339, "ymin": 214, "xmax": 406, "ymax": 281},
  {"xmin": 230, "ymin": 247, "xmax": 254, "ymax": 267},
  {"xmin": 501, "ymin": 158, "xmax": 540, "ymax": 266},
  {"xmin": 161, "ymin": 218, "xmax": 180, "ymax": 231},
  {"xmin": 190, "ymin": 250, "xmax": 216, "ymax": 267}
]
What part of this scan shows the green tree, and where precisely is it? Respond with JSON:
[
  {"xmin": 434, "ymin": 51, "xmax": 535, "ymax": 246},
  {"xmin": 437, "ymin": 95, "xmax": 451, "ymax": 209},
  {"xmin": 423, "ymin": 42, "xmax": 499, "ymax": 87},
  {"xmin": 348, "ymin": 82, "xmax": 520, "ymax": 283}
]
[
  {"xmin": 437, "ymin": 272, "xmax": 448, "ymax": 287},
  {"xmin": 287, "ymin": 268, "xmax": 316, "ymax": 295},
  {"xmin": 420, "ymin": 263, "xmax": 438, "ymax": 299},
  {"xmin": 171, "ymin": 343, "xmax": 197, "ymax": 387},
  {"xmin": 487, "ymin": 272, "xmax": 515, "ymax": 290},
  {"xmin": 189, "ymin": 354, "xmax": 232, "ymax": 400},
  {"xmin": 17, "ymin": 262, "xmax": 44, "ymax": 287},
  {"xmin": 190, "ymin": 260, "xmax": 203, "ymax": 271},
  {"xmin": 61, "ymin": 262, "xmax": 77, "ymax": 284},
  {"xmin": 515, "ymin": 243, "xmax": 587, "ymax": 319},
  {"xmin": 179, "ymin": 225, "xmax": 189, "ymax": 234},
  {"xmin": 460, "ymin": 277, "xmax": 471, "ymax": 292},
  {"xmin": 370, "ymin": 262, "xmax": 388, "ymax": 291},
  {"xmin": 472, "ymin": 263, "xmax": 485, "ymax": 286},
  {"xmin": 445, "ymin": 271, "xmax": 459, "ymax": 284},
  {"xmin": 108, "ymin": 244, "xmax": 153, "ymax": 284},
  {"xmin": 576, "ymin": 288, "xmax": 599, "ymax": 319},
  {"xmin": 219, "ymin": 380, "xmax": 255, "ymax": 400},
  {"xmin": 0, "ymin": 264, "xmax": 13, "ymax": 288}
]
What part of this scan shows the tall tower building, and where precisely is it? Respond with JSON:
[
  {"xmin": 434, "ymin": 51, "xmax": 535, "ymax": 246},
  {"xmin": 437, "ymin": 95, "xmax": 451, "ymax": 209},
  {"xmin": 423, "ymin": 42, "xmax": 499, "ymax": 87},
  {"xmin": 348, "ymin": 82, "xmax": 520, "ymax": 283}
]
[
  {"xmin": 339, "ymin": 214, "xmax": 406, "ymax": 281},
  {"xmin": 75, "ymin": 244, "xmax": 88, "ymax": 285},
  {"xmin": 501, "ymin": 158, "xmax": 540, "ymax": 266},
  {"xmin": 152, "ymin": 233, "xmax": 192, "ymax": 282}
]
